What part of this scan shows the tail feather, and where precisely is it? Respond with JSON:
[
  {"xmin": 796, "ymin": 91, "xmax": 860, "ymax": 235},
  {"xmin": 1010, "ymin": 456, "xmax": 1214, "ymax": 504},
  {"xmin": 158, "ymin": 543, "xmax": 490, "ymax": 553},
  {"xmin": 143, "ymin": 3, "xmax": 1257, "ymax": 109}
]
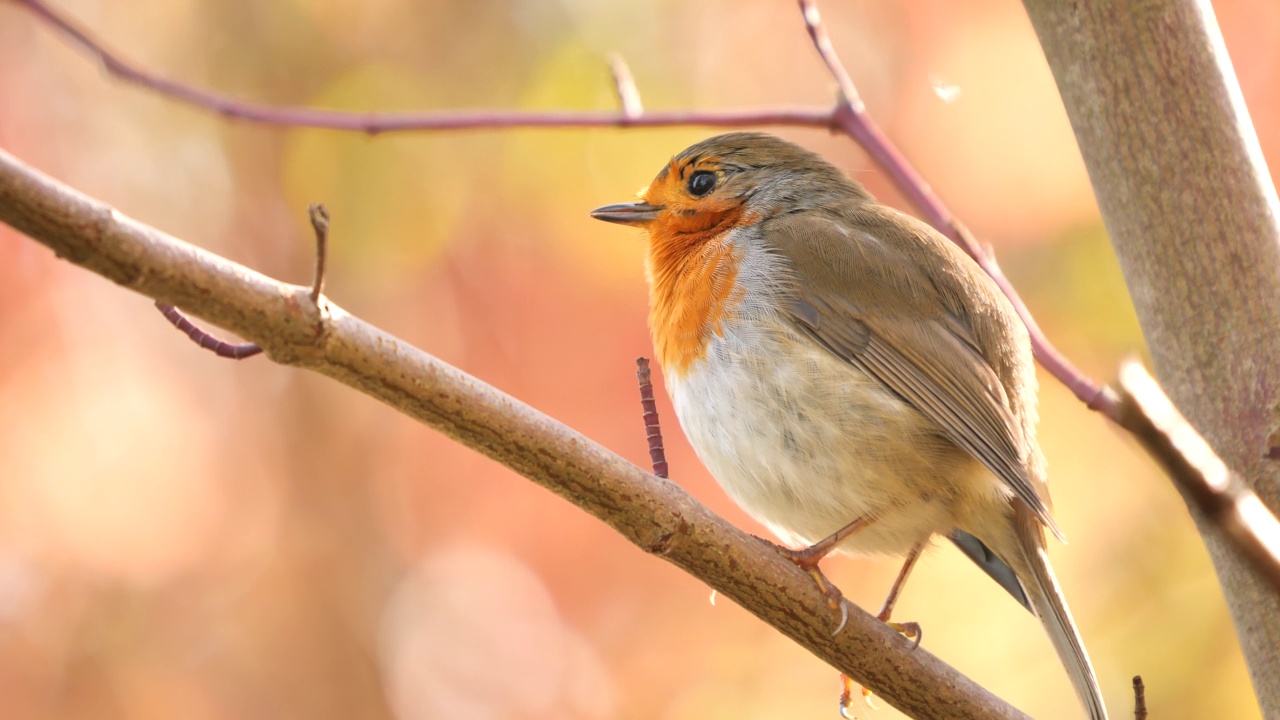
[{"xmin": 1011, "ymin": 508, "xmax": 1109, "ymax": 720}]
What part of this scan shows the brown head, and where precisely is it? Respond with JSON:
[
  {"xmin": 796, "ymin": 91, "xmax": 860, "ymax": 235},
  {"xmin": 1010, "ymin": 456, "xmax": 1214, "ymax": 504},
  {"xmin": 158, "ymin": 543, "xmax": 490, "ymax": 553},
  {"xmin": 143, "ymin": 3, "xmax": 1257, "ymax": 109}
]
[
  {"xmin": 590, "ymin": 132, "xmax": 870, "ymax": 234},
  {"xmin": 590, "ymin": 132, "xmax": 872, "ymax": 376}
]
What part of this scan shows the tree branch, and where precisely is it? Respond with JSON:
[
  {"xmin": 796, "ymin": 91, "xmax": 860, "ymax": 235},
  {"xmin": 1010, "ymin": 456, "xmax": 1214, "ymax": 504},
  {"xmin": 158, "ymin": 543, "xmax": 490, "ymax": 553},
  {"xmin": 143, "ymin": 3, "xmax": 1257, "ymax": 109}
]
[
  {"xmin": 1115, "ymin": 361, "xmax": 1280, "ymax": 593},
  {"xmin": 0, "ymin": 147, "xmax": 1030, "ymax": 720}
]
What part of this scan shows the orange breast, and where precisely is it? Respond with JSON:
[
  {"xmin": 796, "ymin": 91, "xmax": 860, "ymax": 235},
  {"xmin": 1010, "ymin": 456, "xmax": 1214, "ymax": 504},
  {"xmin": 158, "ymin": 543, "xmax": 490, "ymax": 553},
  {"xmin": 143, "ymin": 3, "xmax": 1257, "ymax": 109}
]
[{"xmin": 646, "ymin": 223, "xmax": 746, "ymax": 377}]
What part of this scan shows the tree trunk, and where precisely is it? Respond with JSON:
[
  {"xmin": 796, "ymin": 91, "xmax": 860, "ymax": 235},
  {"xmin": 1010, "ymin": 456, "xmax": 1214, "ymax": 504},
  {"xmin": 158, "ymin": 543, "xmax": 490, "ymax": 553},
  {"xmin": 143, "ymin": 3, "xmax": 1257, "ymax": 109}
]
[{"xmin": 1022, "ymin": 1, "xmax": 1280, "ymax": 716}]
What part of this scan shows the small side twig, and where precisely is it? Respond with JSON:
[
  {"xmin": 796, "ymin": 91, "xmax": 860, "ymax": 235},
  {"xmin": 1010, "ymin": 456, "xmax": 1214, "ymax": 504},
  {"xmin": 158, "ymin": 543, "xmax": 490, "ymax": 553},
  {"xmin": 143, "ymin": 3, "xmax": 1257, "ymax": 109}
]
[
  {"xmin": 1116, "ymin": 361, "xmax": 1280, "ymax": 593},
  {"xmin": 608, "ymin": 54, "xmax": 643, "ymax": 121},
  {"xmin": 1132, "ymin": 675, "xmax": 1148, "ymax": 720},
  {"xmin": 308, "ymin": 203, "xmax": 329, "ymax": 305},
  {"xmin": 156, "ymin": 204, "xmax": 332, "ymax": 359},
  {"xmin": 1132, "ymin": 675, "xmax": 1147, "ymax": 720},
  {"xmin": 635, "ymin": 357, "xmax": 669, "ymax": 479},
  {"xmin": 797, "ymin": 0, "xmax": 866, "ymax": 113},
  {"xmin": 154, "ymin": 302, "xmax": 263, "ymax": 359}
]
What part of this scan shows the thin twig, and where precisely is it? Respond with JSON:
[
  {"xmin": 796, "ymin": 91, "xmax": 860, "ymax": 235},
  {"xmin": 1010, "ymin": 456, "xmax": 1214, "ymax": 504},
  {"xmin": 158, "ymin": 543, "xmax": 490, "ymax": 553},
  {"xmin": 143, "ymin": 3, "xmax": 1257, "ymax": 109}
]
[
  {"xmin": 1115, "ymin": 361, "xmax": 1280, "ymax": 592},
  {"xmin": 608, "ymin": 54, "xmax": 643, "ymax": 120},
  {"xmin": 797, "ymin": 0, "xmax": 866, "ymax": 113},
  {"xmin": 308, "ymin": 203, "xmax": 329, "ymax": 305},
  {"xmin": 154, "ymin": 302, "xmax": 263, "ymax": 359},
  {"xmin": 1132, "ymin": 675, "xmax": 1147, "ymax": 720},
  {"xmin": 156, "ymin": 204, "xmax": 331, "ymax": 358},
  {"xmin": 17, "ymin": 0, "xmax": 830, "ymax": 133},
  {"xmin": 636, "ymin": 357, "xmax": 669, "ymax": 479}
]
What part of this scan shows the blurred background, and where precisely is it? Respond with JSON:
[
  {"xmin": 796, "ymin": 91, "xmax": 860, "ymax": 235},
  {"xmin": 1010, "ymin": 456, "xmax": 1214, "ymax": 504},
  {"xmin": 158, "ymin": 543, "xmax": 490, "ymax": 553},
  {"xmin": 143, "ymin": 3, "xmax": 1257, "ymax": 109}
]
[{"xmin": 0, "ymin": 0, "xmax": 1275, "ymax": 718}]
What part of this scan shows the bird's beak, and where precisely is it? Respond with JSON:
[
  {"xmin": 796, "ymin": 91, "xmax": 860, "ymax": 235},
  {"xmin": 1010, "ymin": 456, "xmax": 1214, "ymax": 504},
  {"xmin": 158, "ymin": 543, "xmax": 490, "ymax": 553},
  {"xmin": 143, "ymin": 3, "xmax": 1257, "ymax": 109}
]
[{"xmin": 589, "ymin": 202, "xmax": 662, "ymax": 227}]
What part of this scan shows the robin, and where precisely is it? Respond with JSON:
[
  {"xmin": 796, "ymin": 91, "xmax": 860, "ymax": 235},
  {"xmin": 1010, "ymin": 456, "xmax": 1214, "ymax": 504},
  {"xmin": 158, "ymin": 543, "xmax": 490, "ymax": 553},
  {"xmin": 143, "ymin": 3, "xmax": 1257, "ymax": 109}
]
[{"xmin": 591, "ymin": 132, "xmax": 1107, "ymax": 719}]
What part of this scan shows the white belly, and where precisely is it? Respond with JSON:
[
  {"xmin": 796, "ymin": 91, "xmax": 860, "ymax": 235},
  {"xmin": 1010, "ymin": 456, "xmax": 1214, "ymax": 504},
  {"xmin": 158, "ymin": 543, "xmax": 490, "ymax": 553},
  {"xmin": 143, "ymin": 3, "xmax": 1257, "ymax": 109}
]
[{"xmin": 666, "ymin": 324, "xmax": 1003, "ymax": 556}]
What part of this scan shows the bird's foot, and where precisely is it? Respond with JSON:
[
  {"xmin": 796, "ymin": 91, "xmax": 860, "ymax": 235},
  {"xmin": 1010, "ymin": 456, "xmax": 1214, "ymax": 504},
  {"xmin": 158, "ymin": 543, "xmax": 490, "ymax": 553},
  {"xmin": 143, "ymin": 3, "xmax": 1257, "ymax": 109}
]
[
  {"xmin": 772, "ymin": 544, "xmax": 849, "ymax": 634},
  {"xmin": 838, "ymin": 673, "xmax": 880, "ymax": 718},
  {"xmin": 836, "ymin": 619, "xmax": 922, "ymax": 717}
]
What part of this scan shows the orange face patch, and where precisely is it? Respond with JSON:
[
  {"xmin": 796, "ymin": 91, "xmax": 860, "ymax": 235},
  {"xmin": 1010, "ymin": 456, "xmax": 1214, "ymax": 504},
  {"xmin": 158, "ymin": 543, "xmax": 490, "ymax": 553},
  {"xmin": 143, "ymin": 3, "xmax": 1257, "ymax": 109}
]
[{"xmin": 641, "ymin": 157, "xmax": 758, "ymax": 376}]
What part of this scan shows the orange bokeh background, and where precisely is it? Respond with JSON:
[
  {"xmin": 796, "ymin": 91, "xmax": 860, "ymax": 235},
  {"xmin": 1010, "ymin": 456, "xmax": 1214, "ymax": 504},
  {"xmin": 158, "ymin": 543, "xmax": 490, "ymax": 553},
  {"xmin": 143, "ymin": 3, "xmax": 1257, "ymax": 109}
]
[{"xmin": 2, "ymin": 1, "xmax": 1276, "ymax": 719}]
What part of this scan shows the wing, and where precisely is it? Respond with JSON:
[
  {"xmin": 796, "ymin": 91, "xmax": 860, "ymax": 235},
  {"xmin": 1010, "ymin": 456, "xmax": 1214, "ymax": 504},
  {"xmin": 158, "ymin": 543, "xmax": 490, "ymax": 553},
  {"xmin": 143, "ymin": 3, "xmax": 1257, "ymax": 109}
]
[{"xmin": 772, "ymin": 209, "xmax": 1061, "ymax": 538}]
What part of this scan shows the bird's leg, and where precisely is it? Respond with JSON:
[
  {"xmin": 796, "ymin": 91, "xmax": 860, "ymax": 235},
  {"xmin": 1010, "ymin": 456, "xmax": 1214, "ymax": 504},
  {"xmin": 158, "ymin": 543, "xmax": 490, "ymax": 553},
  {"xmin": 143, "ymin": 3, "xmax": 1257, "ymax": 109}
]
[
  {"xmin": 780, "ymin": 514, "xmax": 876, "ymax": 570},
  {"xmin": 841, "ymin": 542, "xmax": 927, "ymax": 718},
  {"xmin": 875, "ymin": 541, "xmax": 924, "ymax": 647}
]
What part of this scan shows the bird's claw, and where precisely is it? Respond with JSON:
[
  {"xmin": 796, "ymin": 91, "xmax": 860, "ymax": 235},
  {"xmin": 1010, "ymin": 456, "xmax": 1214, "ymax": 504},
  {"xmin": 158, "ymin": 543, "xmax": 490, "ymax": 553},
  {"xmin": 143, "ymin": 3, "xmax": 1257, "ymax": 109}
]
[
  {"xmin": 885, "ymin": 620, "xmax": 923, "ymax": 651},
  {"xmin": 832, "ymin": 599, "xmax": 849, "ymax": 636}
]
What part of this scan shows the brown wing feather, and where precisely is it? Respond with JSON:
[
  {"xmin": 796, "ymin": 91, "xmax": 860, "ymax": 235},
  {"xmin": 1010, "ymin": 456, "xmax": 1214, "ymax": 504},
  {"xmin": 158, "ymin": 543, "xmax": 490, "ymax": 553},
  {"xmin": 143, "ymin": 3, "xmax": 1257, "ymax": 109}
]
[{"xmin": 769, "ymin": 208, "xmax": 1060, "ymax": 537}]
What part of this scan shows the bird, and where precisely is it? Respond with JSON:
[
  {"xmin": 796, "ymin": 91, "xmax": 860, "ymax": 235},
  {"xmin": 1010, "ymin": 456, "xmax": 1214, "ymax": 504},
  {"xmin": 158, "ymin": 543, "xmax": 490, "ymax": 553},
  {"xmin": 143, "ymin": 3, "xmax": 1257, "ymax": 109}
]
[{"xmin": 590, "ymin": 132, "xmax": 1107, "ymax": 719}]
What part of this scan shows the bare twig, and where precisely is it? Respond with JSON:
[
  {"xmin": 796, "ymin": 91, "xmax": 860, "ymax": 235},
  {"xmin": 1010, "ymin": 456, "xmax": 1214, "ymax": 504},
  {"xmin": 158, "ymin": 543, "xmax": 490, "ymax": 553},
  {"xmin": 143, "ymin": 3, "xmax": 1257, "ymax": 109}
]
[
  {"xmin": 608, "ymin": 54, "xmax": 644, "ymax": 120},
  {"xmin": 154, "ymin": 302, "xmax": 263, "ymax": 359},
  {"xmin": 1132, "ymin": 675, "xmax": 1147, "ymax": 720},
  {"xmin": 797, "ymin": 0, "xmax": 867, "ymax": 113},
  {"xmin": 308, "ymin": 203, "xmax": 329, "ymax": 305},
  {"xmin": 635, "ymin": 358, "xmax": 669, "ymax": 479},
  {"xmin": 15, "ymin": 0, "xmax": 829, "ymax": 133},
  {"xmin": 1115, "ymin": 361, "xmax": 1280, "ymax": 593},
  {"xmin": 154, "ymin": 202, "xmax": 333, "ymax": 357}
]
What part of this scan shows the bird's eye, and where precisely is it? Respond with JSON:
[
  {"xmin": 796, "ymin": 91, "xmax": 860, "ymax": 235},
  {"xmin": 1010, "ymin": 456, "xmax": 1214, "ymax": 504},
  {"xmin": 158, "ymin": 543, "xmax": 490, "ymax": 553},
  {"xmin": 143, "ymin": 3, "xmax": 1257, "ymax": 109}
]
[{"xmin": 687, "ymin": 171, "xmax": 716, "ymax": 197}]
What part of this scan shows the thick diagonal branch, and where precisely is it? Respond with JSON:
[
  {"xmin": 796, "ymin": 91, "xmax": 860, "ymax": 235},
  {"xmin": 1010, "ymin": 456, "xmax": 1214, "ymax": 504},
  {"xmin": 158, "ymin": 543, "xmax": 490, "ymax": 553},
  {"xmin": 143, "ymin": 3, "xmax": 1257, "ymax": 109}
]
[{"xmin": 0, "ymin": 149, "xmax": 1028, "ymax": 720}]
